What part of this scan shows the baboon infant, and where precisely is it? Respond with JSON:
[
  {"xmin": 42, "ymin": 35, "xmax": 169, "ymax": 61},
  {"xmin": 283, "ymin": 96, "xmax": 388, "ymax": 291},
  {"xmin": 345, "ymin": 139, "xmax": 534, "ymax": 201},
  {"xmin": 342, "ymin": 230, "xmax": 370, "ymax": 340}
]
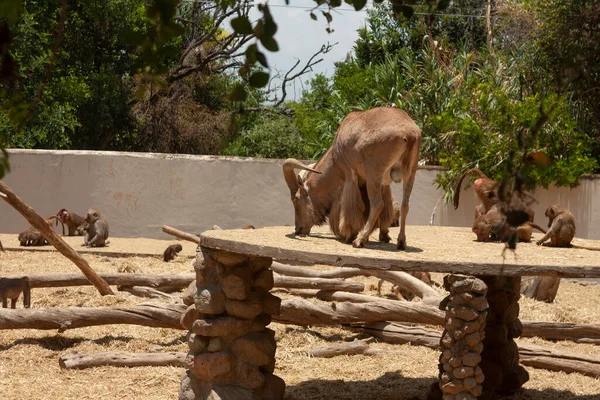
[
  {"xmin": 0, "ymin": 277, "xmax": 31, "ymax": 308},
  {"xmin": 56, "ymin": 208, "xmax": 86, "ymax": 236},
  {"xmin": 82, "ymin": 209, "xmax": 109, "ymax": 247},
  {"xmin": 163, "ymin": 244, "xmax": 183, "ymax": 262}
]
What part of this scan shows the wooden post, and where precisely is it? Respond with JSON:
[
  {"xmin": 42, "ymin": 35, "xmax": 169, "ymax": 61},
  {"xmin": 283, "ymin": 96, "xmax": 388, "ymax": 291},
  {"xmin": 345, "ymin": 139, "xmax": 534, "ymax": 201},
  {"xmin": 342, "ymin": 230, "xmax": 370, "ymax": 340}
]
[
  {"xmin": 162, "ymin": 225, "xmax": 200, "ymax": 244},
  {"xmin": 0, "ymin": 181, "xmax": 113, "ymax": 296}
]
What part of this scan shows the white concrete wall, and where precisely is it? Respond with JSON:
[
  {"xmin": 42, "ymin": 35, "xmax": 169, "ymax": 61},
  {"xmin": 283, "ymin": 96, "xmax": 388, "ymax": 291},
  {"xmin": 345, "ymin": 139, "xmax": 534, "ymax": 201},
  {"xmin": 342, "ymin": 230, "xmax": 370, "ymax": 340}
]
[{"xmin": 1, "ymin": 149, "xmax": 599, "ymax": 240}]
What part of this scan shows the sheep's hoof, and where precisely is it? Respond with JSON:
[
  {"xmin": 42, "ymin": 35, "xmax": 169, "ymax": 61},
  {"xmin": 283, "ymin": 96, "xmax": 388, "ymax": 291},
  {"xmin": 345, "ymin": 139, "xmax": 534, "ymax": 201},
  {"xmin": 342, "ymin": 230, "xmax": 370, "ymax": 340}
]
[
  {"xmin": 379, "ymin": 232, "xmax": 392, "ymax": 243},
  {"xmin": 352, "ymin": 238, "xmax": 365, "ymax": 248},
  {"xmin": 397, "ymin": 239, "xmax": 406, "ymax": 250}
]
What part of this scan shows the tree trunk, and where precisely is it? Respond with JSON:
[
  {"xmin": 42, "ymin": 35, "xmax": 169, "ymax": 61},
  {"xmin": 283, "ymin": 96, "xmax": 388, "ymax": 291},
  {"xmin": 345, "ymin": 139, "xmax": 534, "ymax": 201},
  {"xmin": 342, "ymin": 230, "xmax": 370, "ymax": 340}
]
[
  {"xmin": 0, "ymin": 302, "xmax": 186, "ymax": 332},
  {"xmin": 0, "ymin": 181, "xmax": 113, "ymax": 296},
  {"xmin": 352, "ymin": 322, "xmax": 600, "ymax": 378},
  {"xmin": 117, "ymin": 286, "xmax": 177, "ymax": 300},
  {"xmin": 59, "ymin": 350, "xmax": 186, "ymax": 370},
  {"xmin": 289, "ymin": 289, "xmax": 406, "ymax": 303},
  {"xmin": 270, "ymin": 262, "xmax": 440, "ymax": 304},
  {"xmin": 521, "ymin": 276, "xmax": 561, "ymax": 302},
  {"xmin": 274, "ymin": 297, "xmax": 445, "ymax": 326},
  {"xmin": 5, "ymin": 272, "xmax": 196, "ymax": 289},
  {"xmin": 162, "ymin": 225, "xmax": 200, "ymax": 244},
  {"xmin": 273, "ymin": 273, "xmax": 364, "ymax": 292}
]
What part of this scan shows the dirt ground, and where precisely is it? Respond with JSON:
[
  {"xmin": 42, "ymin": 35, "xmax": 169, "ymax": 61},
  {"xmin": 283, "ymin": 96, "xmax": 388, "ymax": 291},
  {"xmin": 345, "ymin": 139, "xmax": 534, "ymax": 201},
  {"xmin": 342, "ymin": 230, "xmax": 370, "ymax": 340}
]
[{"xmin": 1, "ymin": 238, "xmax": 600, "ymax": 400}]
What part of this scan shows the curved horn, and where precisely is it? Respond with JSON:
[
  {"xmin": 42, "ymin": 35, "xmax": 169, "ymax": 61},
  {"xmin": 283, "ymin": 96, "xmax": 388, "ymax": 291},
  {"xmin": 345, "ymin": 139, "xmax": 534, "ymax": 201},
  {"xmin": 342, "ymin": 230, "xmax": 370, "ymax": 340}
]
[{"xmin": 282, "ymin": 158, "xmax": 321, "ymax": 195}]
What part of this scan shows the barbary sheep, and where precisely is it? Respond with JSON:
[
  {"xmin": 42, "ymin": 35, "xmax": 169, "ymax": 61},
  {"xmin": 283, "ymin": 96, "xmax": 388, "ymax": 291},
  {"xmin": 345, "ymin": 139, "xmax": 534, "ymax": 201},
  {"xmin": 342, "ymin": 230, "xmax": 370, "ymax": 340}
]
[{"xmin": 282, "ymin": 107, "xmax": 421, "ymax": 249}]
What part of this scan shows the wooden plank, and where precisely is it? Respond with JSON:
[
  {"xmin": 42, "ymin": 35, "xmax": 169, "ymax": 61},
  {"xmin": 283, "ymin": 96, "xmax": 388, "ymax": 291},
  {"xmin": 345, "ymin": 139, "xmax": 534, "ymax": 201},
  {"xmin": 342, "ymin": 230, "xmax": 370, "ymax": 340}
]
[{"xmin": 200, "ymin": 226, "xmax": 600, "ymax": 278}]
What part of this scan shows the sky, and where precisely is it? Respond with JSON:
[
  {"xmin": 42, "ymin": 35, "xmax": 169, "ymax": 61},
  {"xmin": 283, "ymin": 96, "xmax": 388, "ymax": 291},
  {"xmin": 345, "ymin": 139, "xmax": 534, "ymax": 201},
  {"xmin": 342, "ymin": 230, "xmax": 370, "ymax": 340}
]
[{"xmin": 244, "ymin": 0, "xmax": 371, "ymax": 101}]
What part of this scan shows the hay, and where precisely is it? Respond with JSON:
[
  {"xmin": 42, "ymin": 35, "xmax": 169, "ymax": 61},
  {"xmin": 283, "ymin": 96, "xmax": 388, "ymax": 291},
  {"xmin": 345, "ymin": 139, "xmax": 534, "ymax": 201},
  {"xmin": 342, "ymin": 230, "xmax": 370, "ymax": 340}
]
[{"xmin": 1, "ymin": 242, "xmax": 600, "ymax": 399}]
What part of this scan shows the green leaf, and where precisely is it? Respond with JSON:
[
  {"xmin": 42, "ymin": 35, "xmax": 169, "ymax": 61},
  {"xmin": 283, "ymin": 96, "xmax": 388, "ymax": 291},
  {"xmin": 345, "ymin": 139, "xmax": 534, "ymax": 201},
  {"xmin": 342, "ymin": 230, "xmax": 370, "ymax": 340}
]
[
  {"xmin": 322, "ymin": 11, "xmax": 333, "ymax": 23},
  {"xmin": 426, "ymin": 0, "xmax": 437, "ymax": 6},
  {"xmin": 264, "ymin": 19, "xmax": 277, "ymax": 36},
  {"xmin": 245, "ymin": 44, "xmax": 258, "ymax": 64},
  {"xmin": 230, "ymin": 16, "xmax": 253, "ymax": 35},
  {"xmin": 437, "ymin": 0, "xmax": 450, "ymax": 10},
  {"xmin": 249, "ymin": 71, "xmax": 270, "ymax": 88},
  {"xmin": 310, "ymin": 12, "xmax": 317, "ymax": 21},
  {"xmin": 229, "ymin": 84, "xmax": 247, "ymax": 102},
  {"xmin": 400, "ymin": 5, "xmax": 414, "ymax": 18},
  {"xmin": 260, "ymin": 36, "xmax": 279, "ymax": 52},
  {"xmin": 352, "ymin": 0, "xmax": 367, "ymax": 11},
  {"xmin": 256, "ymin": 51, "xmax": 269, "ymax": 68}
]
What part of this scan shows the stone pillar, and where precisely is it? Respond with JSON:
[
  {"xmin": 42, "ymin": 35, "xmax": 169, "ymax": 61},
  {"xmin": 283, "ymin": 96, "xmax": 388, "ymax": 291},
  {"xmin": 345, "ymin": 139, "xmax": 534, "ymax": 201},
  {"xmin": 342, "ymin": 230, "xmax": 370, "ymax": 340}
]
[
  {"xmin": 477, "ymin": 275, "xmax": 529, "ymax": 398},
  {"xmin": 179, "ymin": 247, "xmax": 285, "ymax": 400}
]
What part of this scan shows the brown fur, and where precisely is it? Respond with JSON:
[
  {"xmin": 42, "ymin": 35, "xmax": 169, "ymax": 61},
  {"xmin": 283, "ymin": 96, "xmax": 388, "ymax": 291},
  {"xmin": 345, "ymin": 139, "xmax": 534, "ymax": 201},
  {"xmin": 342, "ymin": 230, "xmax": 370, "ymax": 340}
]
[
  {"xmin": 283, "ymin": 107, "xmax": 421, "ymax": 250},
  {"xmin": 17, "ymin": 216, "xmax": 63, "ymax": 246},
  {"xmin": 472, "ymin": 206, "xmax": 543, "ymax": 243},
  {"xmin": 163, "ymin": 244, "xmax": 183, "ymax": 262},
  {"xmin": 0, "ymin": 240, "xmax": 4, "ymax": 252},
  {"xmin": 390, "ymin": 201, "xmax": 400, "ymax": 227},
  {"xmin": 0, "ymin": 277, "xmax": 30, "ymax": 308},
  {"xmin": 453, "ymin": 168, "xmax": 500, "ymax": 213},
  {"xmin": 82, "ymin": 209, "xmax": 109, "ymax": 247},
  {"xmin": 57, "ymin": 208, "xmax": 86, "ymax": 236},
  {"xmin": 534, "ymin": 205, "xmax": 598, "ymax": 249}
]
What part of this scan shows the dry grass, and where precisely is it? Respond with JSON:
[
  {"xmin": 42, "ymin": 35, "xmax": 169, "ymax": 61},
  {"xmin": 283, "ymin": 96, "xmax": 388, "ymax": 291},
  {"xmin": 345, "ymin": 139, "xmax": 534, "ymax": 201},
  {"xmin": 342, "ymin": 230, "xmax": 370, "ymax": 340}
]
[{"xmin": 1, "ymin": 246, "xmax": 600, "ymax": 400}]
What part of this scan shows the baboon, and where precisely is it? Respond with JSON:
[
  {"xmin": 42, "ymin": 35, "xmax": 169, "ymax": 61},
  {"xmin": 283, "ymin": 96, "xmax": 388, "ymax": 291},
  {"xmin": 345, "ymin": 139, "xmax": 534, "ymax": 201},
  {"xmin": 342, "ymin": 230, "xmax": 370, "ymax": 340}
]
[
  {"xmin": 18, "ymin": 216, "xmax": 64, "ymax": 246},
  {"xmin": 0, "ymin": 277, "xmax": 31, "ymax": 308},
  {"xmin": 56, "ymin": 208, "xmax": 86, "ymax": 236},
  {"xmin": 537, "ymin": 205, "xmax": 576, "ymax": 247},
  {"xmin": 163, "ymin": 244, "xmax": 183, "ymax": 262},
  {"xmin": 472, "ymin": 206, "xmax": 543, "ymax": 243},
  {"xmin": 82, "ymin": 209, "xmax": 109, "ymax": 247},
  {"xmin": 453, "ymin": 168, "xmax": 500, "ymax": 214}
]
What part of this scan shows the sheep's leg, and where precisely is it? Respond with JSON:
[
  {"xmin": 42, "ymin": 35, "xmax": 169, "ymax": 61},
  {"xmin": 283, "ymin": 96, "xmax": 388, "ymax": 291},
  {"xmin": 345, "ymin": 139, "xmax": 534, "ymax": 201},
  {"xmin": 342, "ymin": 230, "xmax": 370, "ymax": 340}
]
[
  {"xmin": 378, "ymin": 185, "xmax": 394, "ymax": 243},
  {"xmin": 397, "ymin": 161, "xmax": 417, "ymax": 251},
  {"xmin": 353, "ymin": 179, "xmax": 384, "ymax": 248}
]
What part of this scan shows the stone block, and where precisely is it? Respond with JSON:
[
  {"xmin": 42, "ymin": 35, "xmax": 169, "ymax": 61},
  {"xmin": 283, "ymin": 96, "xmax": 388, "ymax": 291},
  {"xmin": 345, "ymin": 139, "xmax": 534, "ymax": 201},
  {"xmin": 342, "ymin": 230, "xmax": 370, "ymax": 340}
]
[
  {"xmin": 195, "ymin": 285, "xmax": 226, "ymax": 315},
  {"xmin": 453, "ymin": 366, "xmax": 474, "ymax": 379},
  {"xmin": 182, "ymin": 280, "xmax": 197, "ymax": 306},
  {"xmin": 208, "ymin": 338, "xmax": 225, "ymax": 352},
  {"xmin": 209, "ymin": 249, "xmax": 248, "ymax": 267},
  {"xmin": 248, "ymin": 255, "xmax": 272, "ymax": 272},
  {"xmin": 193, "ymin": 316, "xmax": 251, "ymax": 338},
  {"xmin": 222, "ymin": 266, "xmax": 253, "ymax": 300},
  {"xmin": 210, "ymin": 383, "xmax": 255, "ymax": 400},
  {"xmin": 188, "ymin": 350, "xmax": 234, "ymax": 381},
  {"xmin": 236, "ymin": 360, "xmax": 265, "ymax": 389},
  {"xmin": 451, "ymin": 306, "xmax": 479, "ymax": 322},
  {"xmin": 462, "ymin": 352, "xmax": 481, "ymax": 367},
  {"xmin": 179, "ymin": 371, "xmax": 211, "ymax": 400},
  {"xmin": 232, "ymin": 332, "xmax": 277, "ymax": 367},
  {"xmin": 261, "ymin": 374, "xmax": 286, "ymax": 400},
  {"xmin": 263, "ymin": 293, "xmax": 282, "ymax": 316},
  {"xmin": 441, "ymin": 380, "xmax": 465, "ymax": 395},
  {"xmin": 253, "ymin": 269, "xmax": 275, "ymax": 291},
  {"xmin": 225, "ymin": 291, "xmax": 264, "ymax": 319},
  {"xmin": 188, "ymin": 333, "xmax": 210, "ymax": 354},
  {"xmin": 181, "ymin": 304, "xmax": 200, "ymax": 330}
]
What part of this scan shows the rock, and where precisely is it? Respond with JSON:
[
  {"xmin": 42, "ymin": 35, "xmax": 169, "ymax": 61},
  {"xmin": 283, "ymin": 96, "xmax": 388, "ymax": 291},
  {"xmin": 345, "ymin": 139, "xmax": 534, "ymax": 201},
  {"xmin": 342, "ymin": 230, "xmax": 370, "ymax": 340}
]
[
  {"xmin": 453, "ymin": 366, "xmax": 474, "ymax": 379},
  {"xmin": 222, "ymin": 266, "xmax": 253, "ymax": 300},
  {"xmin": 468, "ymin": 295, "xmax": 489, "ymax": 312},
  {"xmin": 248, "ymin": 256, "xmax": 272, "ymax": 272},
  {"xmin": 263, "ymin": 293, "xmax": 282, "ymax": 316},
  {"xmin": 450, "ymin": 278, "xmax": 487, "ymax": 295},
  {"xmin": 182, "ymin": 280, "xmax": 197, "ymax": 306},
  {"xmin": 193, "ymin": 316, "xmax": 251, "ymax": 338},
  {"xmin": 507, "ymin": 319, "xmax": 523, "ymax": 339},
  {"xmin": 251, "ymin": 314, "xmax": 273, "ymax": 332},
  {"xmin": 232, "ymin": 332, "xmax": 276, "ymax": 367},
  {"xmin": 463, "ymin": 320, "xmax": 481, "ymax": 334},
  {"xmin": 210, "ymin": 383, "xmax": 255, "ymax": 400},
  {"xmin": 440, "ymin": 372, "xmax": 451, "ymax": 384},
  {"xmin": 469, "ymin": 385, "xmax": 483, "ymax": 398},
  {"xmin": 449, "ymin": 357, "xmax": 462, "ymax": 368},
  {"xmin": 463, "ymin": 377, "xmax": 477, "ymax": 390},
  {"xmin": 253, "ymin": 269, "xmax": 275, "ymax": 291},
  {"xmin": 440, "ymin": 350, "xmax": 452, "ymax": 363},
  {"xmin": 195, "ymin": 285, "xmax": 226, "ymax": 315},
  {"xmin": 236, "ymin": 360, "xmax": 265, "ymax": 389},
  {"xmin": 210, "ymin": 249, "xmax": 248, "ymax": 267},
  {"xmin": 261, "ymin": 374, "xmax": 286, "ymax": 400},
  {"xmin": 225, "ymin": 291, "xmax": 264, "ymax": 319},
  {"xmin": 179, "ymin": 371, "xmax": 211, "ymax": 400},
  {"xmin": 451, "ymin": 306, "xmax": 479, "ymax": 322},
  {"xmin": 464, "ymin": 332, "xmax": 480, "ymax": 347},
  {"xmin": 208, "ymin": 338, "xmax": 225, "ymax": 352},
  {"xmin": 181, "ymin": 304, "xmax": 200, "ymax": 330},
  {"xmin": 188, "ymin": 333, "xmax": 210, "ymax": 354},
  {"xmin": 188, "ymin": 351, "xmax": 234, "ymax": 381},
  {"xmin": 462, "ymin": 352, "xmax": 481, "ymax": 367},
  {"xmin": 441, "ymin": 380, "xmax": 465, "ymax": 395},
  {"xmin": 198, "ymin": 250, "xmax": 221, "ymax": 284}
]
